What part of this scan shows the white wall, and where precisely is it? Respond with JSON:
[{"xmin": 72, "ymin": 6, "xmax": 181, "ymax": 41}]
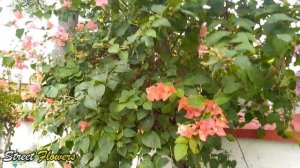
[{"xmin": 222, "ymin": 138, "xmax": 300, "ymax": 168}]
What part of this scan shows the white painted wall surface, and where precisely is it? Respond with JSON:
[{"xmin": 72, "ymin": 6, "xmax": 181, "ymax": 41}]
[{"xmin": 222, "ymin": 138, "xmax": 300, "ymax": 168}]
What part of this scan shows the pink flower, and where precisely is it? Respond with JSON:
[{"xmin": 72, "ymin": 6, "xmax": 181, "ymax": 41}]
[
  {"xmin": 14, "ymin": 58, "xmax": 28, "ymax": 69},
  {"xmin": 28, "ymin": 22, "xmax": 37, "ymax": 29},
  {"xmin": 196, "ymin": 120, "xmax": 215, "ymax": 141},
  {"xmin": 0, "ymin": 80, "xmax": 9, "ymax": 92},
  {"xmin": 22, "ymin": 36, "xmax": 33, "ymax": 50},
  {"xmin": 177, "ymin": 124, "xmax": 197, "ymax": 138},
  {"xmin": 52, "ymin": 27, "xmax": 68, "ymax": 46},
  {"xmin": 95, "ymin": 0, "xmax": 108, "ymax": 9},
  {"xmin": 295, "ymin": 45, "xmax": 300, "ymax": 55},
  {"xmin": 63, "ymin": 0, "xmax": 72, "ymax": 8},
  {"xmin": 56, "ymin": 27, "xmax": 68, "ymax": 41},
  {"xmin": 78, "ymin": 121, "xmax": 91, "ymax": 132},
  {"xmin": 47, "ymin": 20, "xmax": 53, "ymax": 29},
  {"xmin": 198, "ymin": 44, "xmax": 208, "ymax": 57},
  {"xmin": 205, "ymin": 100, "xmax": 222, "ymax": 116},
  {"xmin": 11, "ymin": 20, "xmax": 19, "ymax": 28},
  {"xmin": 296, "ymin": 70, "xmax": 300, "ymax": 77},
  {"xmin": 199, "ymin": 23, "xmax": 207, "ymax": 38},
  {"xmin": 296, "ymin": 82, "xmax": 300, "ymax": 96},
  {"xmin": 29, "ymin": 84, "xmax": 41, "ymax": 94},
  {"xmin": 14, "ymin": 11, "xmax": 23, "ymax": 19},
  {"xmin": 76, "ymin": 23, "xmax": 85, "ymax": 31},
  {"xmin": 213, "ymin": 119, "xmax": 227, "ymax": 136},
  {"xmin": 63, "ymin": 163, "xmax": 72, "ymax": 168},
  {"xmin": 15, "ymin": 121, "xmax": 21, "ymax": 128},
  {"xmin": 86, "ymin": 21, "xmax": 98, "ymax": 31}
]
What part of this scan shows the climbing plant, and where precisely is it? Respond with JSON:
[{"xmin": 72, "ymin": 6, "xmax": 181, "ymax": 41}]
[{"xmin": 6, "ymin": 0, "xmax": 300, "ymax": 167}]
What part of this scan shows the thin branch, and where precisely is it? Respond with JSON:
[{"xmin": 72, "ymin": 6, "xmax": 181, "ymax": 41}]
[{"xmin": 236, "ymin": 138, "xmax": 250, "ymax": 168}]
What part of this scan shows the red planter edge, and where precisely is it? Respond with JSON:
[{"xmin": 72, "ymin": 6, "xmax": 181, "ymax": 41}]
[{"xmin": 225, "ymin": 114, "xmax": 300, "ymax": 142}]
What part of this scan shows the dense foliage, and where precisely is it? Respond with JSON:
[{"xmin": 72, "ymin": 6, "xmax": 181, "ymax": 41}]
[
  {"xmin": 6, "ymin": 0, "xmax": 300, "ymax": 167},
  {"xmin": 0, "ymin": 78, "xmax": 21, "ymax": 166}
]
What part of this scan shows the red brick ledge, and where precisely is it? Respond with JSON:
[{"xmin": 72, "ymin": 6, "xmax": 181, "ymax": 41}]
[{"xmin": 225, "ymin": 114, "xmax": 300, "ymax": 142}]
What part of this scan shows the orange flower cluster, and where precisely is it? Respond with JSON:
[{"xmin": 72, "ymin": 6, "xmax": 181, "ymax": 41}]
[
  {"xmin": 145, "ymin": 83, "xmax": 227, "ymax": 141},
  {"xmin": 177, "ymin": 99, "xmax": 228, "ymax": 141},
  {"xmin": 146, "ymin": 83, "xmax": 176, "ymax": 102},
  {"xmin": 178, "ymin": 97, "xmax": 205, "ymax": 119}
]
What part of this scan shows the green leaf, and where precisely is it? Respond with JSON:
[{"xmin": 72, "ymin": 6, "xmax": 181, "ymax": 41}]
[
  {"xmin": 151, "ymin": 4, "xmax": 167, "ymax": 13},
  {"xmin": 99, "ymin": 151, "xmax": 108, "ymax": 163},
  {"xmin": 143, "ymin": 101, "xmax": 152, "ymax": 110},
  {"xmin": 174, "ymin": 143, "xmax": 188, "ymax": 161},
  {"xmin": 116, "ymin": 22, "xmax": 130, "ymax": 37},
  {"xmin": 45, "ymin": 86, "xmax": 59, "ymax": 98},
  {"xmin": 108, "ymin": 44, "xmax": 120, "ymax": 54},
  {"xmin": 89, "ymin": 157, "xmax": 101, "ymax": 168},
  {"xmin": 139, "ymin": 160, "xmax": 154, "ymax": 168},
  {"xmin": 145, "ymin": 29, "xmax": 157, "ymax": 38},
  {"xmin": 233, "ymin": 18, "xmax": 255, "ymax": 32},
  {"xmin": 206, "ymin": 31, "xmax": 230, "ymax": 46},
  {"xmin": 234, "ymin": 55, "xmax": 251, "ymax": 70},
  {"xmin": 36, "ymin": 107, "xmax": 47, "ymax": 123},
  {"xmin": 123, "ymin": 128, "xmax": 136, "ymax": 138},
  {"xmin": 137, "ymin": 109, "xmax": 149, "ymax": 121},
  {"xmin": 277, "ymin": 34, "xmax": 293, "ymax": 43},
  {"xmin": 226, "ymin": 133, "xmax": 235, "ymax": 141},
  {"xmin": 214, "ymin": 93, "xmax": 230, "ymax": 105},
  {"xmin": 154, "ymin": 157, "xmax": 169, "ymax": 168},
  {"xmin": 187, "ymin": 95, "xmax": 205, "ymax": 108},
  {"xmin": 16, "ymin": 28, "xmax": 24, "ymax": 39},
  {"xmin": 107, "ymin": 76, "xmax": 119, "ymax": 90},
  {"xmin": 273, "ymin": 36, "xmax": 289, "ymax": 57},
  {"xmin": 266, "ymin": 112, "xmax": 280, "ymax": 124},
  {"xmin": 81, "ymin": 153, "xmax": 93, "ymax": 165},
  {"xmin": 98, "ymin": 134, "xmax": 114, "ymax": 154},
  {"xmin": 222, "ymin": 76, "xmax": 241, "ymax": 94},
  {"xmin": 2, "ymin": 57, "xmax": 15, "ymax": 67},
  {"xmin": 161, "ymin": 103, "xmax": 173, "ymax": 114},
  {"xmin": 104, "ymin": 121, "xmax": 120, "ymax": 133},
  {"xmin": 126, "ymin": 101, "xmax": 137, "ymax": 109},
  {"xmin": 72, "ymin": 0, "xmax": 81, "ymax": 8},
  {"xmin": 139, "ymin": 115, "xmax": 154, "ymax": 132},
  {"xmin": 266, "ymin": 13, "xmax": 296, "ymax": 24},
  {"xmin": 189, "ymin": 138, "xmax": 199, "ymax": 154},
  {"xmin": 109, "ymin": 102, "xmax": 126, "ymax": 113},
  {"xmin": 84, "ymin": 95, "xmax": 97, "ymax": 110},
  {"xmin": 235, "ymin": 41, "xmax": 255, "ymax": 53},
  {"xmin": 175, "ymin": 136, "xmax": 188, "ymax": 144},
  {"xmin": 152, "ymin": 18, "xmax": 171, "ymax": 27},
  {"xmin": 117, "ymin": 146, "xmax": 127, "ymax": 157},
  {"xmin": 247, "ymin": 67, "xmax": 264, "ymax": 88},
  {"xmin": 176, "ymin": 88, "xmax": 185, "ymax": 98},
  {"xmin": 119, "ymin": 90, "xmax": 135, "ymax": 103},
  {"xmin": 88, "ymin": 84, "xmax": 105, "ymax": 101},
  {"xmin": 257, "ymin": 127, "xmax": 265, "ymax": 138},
  {"xmin": 209, "ymin": 158, "xmax": 219, "ymax": 168},
  {"xmin": 79, "ymin": 136, "xmax": 90, "ymax": 153},
  {"xmin": 141, "ymin": 131, "xmax": 161, "ymax": 148},
  {"xmin": 144, "ymin": 36, "xmax": 154, "ymax": 48}
]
